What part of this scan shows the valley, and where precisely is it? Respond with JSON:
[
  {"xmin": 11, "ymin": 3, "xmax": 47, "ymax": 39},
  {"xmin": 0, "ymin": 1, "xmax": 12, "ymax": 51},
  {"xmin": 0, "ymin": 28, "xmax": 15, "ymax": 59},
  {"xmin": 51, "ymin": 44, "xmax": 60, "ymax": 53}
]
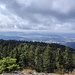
[{"xmin": 0, "ymin": 31, "xmax": 75, "ymax": 49}]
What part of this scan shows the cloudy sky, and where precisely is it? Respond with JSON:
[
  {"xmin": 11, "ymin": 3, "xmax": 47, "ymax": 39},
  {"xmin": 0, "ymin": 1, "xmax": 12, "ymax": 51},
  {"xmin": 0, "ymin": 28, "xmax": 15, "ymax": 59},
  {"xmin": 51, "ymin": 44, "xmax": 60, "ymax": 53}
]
[{"xmin": 0, "ymin": 0, "xmax": 75, "ymax": 32}]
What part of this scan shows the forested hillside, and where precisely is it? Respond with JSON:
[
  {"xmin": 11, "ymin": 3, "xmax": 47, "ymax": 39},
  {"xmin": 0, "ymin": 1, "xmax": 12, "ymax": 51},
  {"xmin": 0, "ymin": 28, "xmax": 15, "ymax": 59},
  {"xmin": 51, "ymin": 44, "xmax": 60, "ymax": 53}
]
[{"xmin": 0, "ymin": 39, "xmax": 75, "ymax": 73}]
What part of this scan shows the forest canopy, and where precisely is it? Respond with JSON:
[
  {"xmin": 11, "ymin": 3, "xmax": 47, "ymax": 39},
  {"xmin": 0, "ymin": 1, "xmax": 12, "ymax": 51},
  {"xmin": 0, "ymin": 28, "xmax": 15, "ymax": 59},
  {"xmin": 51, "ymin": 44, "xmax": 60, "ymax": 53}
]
[{"xmin": 0, "ymin": 39, "xmax": 75, "ymax": 73}]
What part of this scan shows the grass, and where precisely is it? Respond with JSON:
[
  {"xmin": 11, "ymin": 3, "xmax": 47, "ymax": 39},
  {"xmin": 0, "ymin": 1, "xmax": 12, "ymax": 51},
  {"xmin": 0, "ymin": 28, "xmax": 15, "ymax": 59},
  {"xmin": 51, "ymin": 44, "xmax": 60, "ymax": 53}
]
[
  {"xmin": 21, "ymin": 69, "xmax": 75, "ymax": 75},
  {"xmin": 21, "ymin": 68, "xmax": 37, "ymax": 74}
]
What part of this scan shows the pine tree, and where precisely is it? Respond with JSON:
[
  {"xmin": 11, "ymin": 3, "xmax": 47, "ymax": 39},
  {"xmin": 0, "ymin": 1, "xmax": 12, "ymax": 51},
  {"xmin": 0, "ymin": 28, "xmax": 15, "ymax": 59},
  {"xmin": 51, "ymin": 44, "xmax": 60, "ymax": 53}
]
[
  {"xmin": 64, "ymin": 47, "xmax": 74, "ymax": 72},
  {"xmin": 34, "ymin": 46, "xmax": 43, "ymax": 72},
  {"xmin": 28, "ymin": 45, "xmax": 35, "ymax": 68},
  {"xmin": 43, "ymin": 45, "xmax": 54, "ymax": 72},
  {"xmin": 55, "ymin": 48, "xmax": 64, "ymax": 72}
]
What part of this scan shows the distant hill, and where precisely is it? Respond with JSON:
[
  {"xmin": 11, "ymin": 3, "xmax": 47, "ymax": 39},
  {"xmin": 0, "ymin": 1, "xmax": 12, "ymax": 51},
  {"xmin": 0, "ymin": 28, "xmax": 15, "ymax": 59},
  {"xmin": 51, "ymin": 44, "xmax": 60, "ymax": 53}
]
[
  {"xmin": 63, "ymin": 42, "xmax": 75, "ymax": 49},
  {"xmin": 0, "ymin": 31, "xmax": 75, "ymax": 49}
]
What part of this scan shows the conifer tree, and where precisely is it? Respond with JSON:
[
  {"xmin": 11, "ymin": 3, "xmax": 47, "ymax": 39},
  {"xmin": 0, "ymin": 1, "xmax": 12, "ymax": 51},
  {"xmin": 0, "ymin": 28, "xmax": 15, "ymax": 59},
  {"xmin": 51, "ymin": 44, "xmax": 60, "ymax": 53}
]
[
  {"xmin": 34, "ymin": 46, "xmax": 43, "ymax": 72},
  {"xmin": 43, "ymin": 45, "xmax": 54, "ymax": 72},
  {"xmin": 64, "ymin": 47, "xmax": 73, "ymax": 72},
  {"xmin": 56, "ymin": 48, "xmax": 64, "ymax": 72}
]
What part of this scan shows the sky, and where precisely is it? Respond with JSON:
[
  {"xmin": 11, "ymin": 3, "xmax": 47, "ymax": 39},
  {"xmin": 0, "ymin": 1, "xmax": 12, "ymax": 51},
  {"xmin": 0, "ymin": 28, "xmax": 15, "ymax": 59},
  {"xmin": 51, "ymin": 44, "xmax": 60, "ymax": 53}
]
[{"xmin": 0, "ymin": 0, "xmax": 75, "ymax": 32}]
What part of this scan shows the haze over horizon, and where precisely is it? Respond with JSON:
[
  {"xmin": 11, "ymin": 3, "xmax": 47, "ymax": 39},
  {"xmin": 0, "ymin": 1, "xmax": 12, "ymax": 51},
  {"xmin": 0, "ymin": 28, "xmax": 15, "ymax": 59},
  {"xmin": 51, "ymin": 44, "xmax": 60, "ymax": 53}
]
[{"xmin": 0, "ymin": 0, "xmax": 75, "ymax": 32}]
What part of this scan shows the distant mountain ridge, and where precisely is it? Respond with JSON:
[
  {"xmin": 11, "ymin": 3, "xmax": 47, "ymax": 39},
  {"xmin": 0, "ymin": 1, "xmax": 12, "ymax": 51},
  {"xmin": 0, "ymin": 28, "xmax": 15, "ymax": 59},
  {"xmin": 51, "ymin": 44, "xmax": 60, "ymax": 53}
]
[
  {"xmin": 62, "ymin": 42, "xmax": 75, "ymax": 49},
  {"xmin": 0, "ymin": 31, "xmax": 75, "ymax": 49}
]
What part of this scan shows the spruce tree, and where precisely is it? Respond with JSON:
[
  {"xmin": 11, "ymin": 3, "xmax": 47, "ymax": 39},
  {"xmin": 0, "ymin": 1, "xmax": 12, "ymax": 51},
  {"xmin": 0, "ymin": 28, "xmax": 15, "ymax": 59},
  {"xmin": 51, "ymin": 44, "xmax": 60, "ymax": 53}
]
[
  {"xmin": 34, "ymin": 46, "xmax": 43, "ymax": 72},
  {"xmin": 55, "ymin": 48, "xmax": 64, "ymax": 72},
  {"xmin": 43, "ymin": 45, "xmax": 54, "ymax": 72},
  {"xmin": 64, "ymin": 47, "xmax": 74, "ymax": 72}
]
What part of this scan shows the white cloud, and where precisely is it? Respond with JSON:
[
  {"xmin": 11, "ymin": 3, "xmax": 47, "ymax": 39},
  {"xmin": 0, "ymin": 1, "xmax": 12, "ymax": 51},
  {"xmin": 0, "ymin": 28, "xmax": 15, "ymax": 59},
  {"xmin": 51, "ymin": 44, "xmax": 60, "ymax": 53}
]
[
  {"xmin": 0, "ymin": 0, "xmax": 75, "ymax": 32},
  {"xmin": 0, "ymin": 4, "xmax": 6, "ymax": 9},
  {"xmin": 52, "ymin": 0, "xmax": 75, "ymax": 14}
]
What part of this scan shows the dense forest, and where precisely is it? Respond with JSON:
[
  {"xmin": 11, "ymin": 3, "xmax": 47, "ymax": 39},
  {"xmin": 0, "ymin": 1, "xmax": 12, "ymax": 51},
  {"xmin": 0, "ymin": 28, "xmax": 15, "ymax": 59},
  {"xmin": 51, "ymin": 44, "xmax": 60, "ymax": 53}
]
[{"xmin": 0, "ymin": 39, "xmax": 75, "ymax": 73}]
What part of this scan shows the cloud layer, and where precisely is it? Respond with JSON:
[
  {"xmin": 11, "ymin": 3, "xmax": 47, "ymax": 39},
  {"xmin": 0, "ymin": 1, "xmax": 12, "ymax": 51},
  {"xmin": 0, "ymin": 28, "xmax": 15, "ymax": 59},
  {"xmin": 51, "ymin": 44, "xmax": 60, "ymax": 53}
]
[{"xmin": 0, "ymin": 0, "xmax": 75, "ymax": 32}]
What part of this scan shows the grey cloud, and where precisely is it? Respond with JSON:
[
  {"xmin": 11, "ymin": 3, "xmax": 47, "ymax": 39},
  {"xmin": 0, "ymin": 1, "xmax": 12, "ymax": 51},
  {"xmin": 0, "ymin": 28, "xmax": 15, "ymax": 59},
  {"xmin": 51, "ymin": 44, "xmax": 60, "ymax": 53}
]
[
  {"xmin": 0, "ymin": 0, "xmax": 75, "ymax": 31},
  {"xmin": 0, "ymin": 0, "xmax": 74, "ymax": 20},
  {"xmin": 1, "ymin": 0, "xmax": 75, "ymax": 20}
]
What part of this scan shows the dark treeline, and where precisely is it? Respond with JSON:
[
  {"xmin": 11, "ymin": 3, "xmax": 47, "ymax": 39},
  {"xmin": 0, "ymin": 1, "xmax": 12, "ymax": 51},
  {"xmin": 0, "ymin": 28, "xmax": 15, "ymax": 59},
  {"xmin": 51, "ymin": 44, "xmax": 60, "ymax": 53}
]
[{"xmin": 0, "ymin": 39, "xmax": 75, "ymax": 73}]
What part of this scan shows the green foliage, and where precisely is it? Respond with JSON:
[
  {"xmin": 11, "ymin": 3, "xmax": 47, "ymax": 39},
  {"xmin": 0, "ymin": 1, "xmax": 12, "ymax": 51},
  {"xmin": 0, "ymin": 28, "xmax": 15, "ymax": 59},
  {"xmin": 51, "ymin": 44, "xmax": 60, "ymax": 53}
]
[
  {"xmin": 43, "ymin": 45, "xmax": 53, "ymax": 72},
  {"xmin": 19, "ymin": 53, "xmax": 27, "ymax": 68},
  {"xmin": 0, "ymin": 39, "xmax": 75, "ymax": 73},
  {"xmin": 56, "ymin": 48, "xmax": 64, "ymax": 72},
  {"xmin": 64, "ymin": 47, "xmax": 74, "ymax": 72},
  {"xmin": 0, "ymin": 57, "xmax": 20, "ymax": 73},
  {"xmin": 34, "ymin": 46, "xmax": 43, "ymax": 72}
]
